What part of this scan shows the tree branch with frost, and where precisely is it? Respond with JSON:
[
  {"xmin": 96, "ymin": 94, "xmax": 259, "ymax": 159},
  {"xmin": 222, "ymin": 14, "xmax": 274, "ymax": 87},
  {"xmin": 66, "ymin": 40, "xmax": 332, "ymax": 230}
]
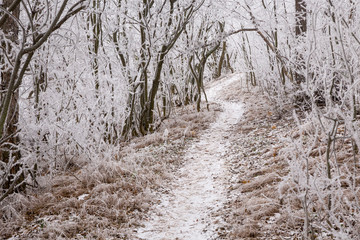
[
  {"xmin": 0, "ymin": 0, "xmax": 21, "ymax": 27},
  {"xmin": 0, "ymin": 0, "xmax": 86, "ymax": 140},
  {"xmin": 199, "ymin": 28, "xmax": 258, "ymax": 49},
  {"xmin": 23, "ymin": 0, "xmax": 86, "ymax": 54},
  {"xmin": 0, "ymin": 0, "xmax": 87, "ymax": 199}
]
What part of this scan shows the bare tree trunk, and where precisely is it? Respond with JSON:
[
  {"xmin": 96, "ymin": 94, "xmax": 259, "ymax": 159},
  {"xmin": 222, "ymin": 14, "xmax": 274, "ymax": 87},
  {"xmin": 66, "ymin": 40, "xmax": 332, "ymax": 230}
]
[
  {"xmin": 87, "ymin": 0, "xmax": 103, "ymax": 96},
  {"xmin": 145, "ymin": 47, "xmax": 167, "ymax": 131},
  {"xmin": 295, "ymin": 0, "xmax": 307, "ymax": 84},
  {"xmin": 0, "ymin": 0, "xmax": 25, "ymax": 192},
  {"xmin": 216, "ymin": 41, "xmax": 226, "ymax": 78},
  {"xmin": 122, "ymin": 0, "xmax": 201, "ymax": 136},
  {"xmin": 295, "ymin": 0, "xmax": 307, "ymax": 37},
  {"xmin": 189, "ymin": 43, "xmax": 220, "ymax": 112}
]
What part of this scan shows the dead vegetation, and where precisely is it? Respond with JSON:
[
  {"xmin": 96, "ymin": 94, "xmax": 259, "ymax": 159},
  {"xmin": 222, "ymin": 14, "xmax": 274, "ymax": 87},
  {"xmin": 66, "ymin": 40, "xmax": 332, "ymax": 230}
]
[
  {"xmin": 3, "ymin": 74, "xmax": 358, "ymax": 239},
  {"xmin": 220, "ymin": 86, "xmax": 301, "ymax": 239},
  {"xmin": 0, "ymin": 103, "xmax": 218, "ymax": 239},
  {"xmin": 221, "ymin": 85, "xmax": 360, "ymax": 239}
]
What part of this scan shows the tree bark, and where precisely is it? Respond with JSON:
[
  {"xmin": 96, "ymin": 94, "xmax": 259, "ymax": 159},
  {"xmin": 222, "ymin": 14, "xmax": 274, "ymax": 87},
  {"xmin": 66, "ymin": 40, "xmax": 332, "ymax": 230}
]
[
  {"xmin": 0, "ymin": 0, "xmax": 24, "ymax": 191},
  {"xmin": 145, "ymin": 47, "xmax": 167, "ymax": 132},
  {"xmin": 295, "ymin": 0, "xmax": 307, "ymax": 84},
  {"xmin": 216, "ymin": 41, "xmax": 226, "ymax": 78},
  {"xmin": 295, "ymin": 0, "xmax": 307, "ymax": 35},
  {"xmin": 189, "ymin": 43, "xmax": 220, "ymax": 112}
]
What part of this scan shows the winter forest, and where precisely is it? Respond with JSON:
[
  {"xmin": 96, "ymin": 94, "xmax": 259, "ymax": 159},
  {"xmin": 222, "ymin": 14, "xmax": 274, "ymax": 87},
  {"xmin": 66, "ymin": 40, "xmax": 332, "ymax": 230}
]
[{"xmin": 1, "ymin": 0, "xmax": 360, "ymax": 239}]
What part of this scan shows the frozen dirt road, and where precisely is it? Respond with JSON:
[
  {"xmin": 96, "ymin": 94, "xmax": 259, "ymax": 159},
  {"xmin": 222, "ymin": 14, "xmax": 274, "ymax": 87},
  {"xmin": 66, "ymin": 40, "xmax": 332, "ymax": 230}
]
[{"xmin": 136, "ymin": 74, "xmax": 244, "ymax": 240}]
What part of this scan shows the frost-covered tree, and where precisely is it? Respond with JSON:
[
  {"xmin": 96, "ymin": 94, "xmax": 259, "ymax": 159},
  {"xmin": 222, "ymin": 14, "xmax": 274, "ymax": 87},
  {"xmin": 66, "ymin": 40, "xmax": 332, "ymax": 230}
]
[
  {"xmin": 0, "ymin": 0, "xmax": 232, "ymax": 204},
  {"xmin": 0, "ymin": 0, "xmax": 85, "ymax": 201},
  {"xmin": 230, "ymin": 0, "xmax": 360, "ymax": 238},
  {"xmin": 0, "ymin": 0, "xmax": 23, "ymax": 195}
]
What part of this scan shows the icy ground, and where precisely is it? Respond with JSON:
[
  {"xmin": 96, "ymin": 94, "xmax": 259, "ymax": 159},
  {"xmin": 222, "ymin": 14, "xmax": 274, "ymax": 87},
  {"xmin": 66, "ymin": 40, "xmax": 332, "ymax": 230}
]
[{"xmin": 136, "ymin": 74, "xmax": 244, "ymax": 240}]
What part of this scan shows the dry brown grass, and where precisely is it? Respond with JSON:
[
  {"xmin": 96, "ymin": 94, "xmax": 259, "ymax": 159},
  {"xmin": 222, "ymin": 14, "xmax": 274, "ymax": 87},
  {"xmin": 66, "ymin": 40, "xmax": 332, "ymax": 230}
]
[
  {"xmin": 0, "ymin": 102, "xmax": 219, "ymax": 239},
  {"xmin": 240, "ymin": 173, "xmax": 281, "ymax": 193},
  {"xmin": 220, "ymin": 86, "xmax": 301, "ymax": 239},
  {"xmin": 130, "ymin": 102, "xmax": 219, "ymax": 149},
  {"xmin": 221, "ymin": 84, "xmax": 360, "ymax": 239}
]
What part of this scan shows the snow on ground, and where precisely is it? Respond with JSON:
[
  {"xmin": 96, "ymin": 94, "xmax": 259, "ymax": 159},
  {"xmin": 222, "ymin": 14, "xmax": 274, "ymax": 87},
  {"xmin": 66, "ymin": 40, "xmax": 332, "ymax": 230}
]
[
  {"xmin": 136, "ymin": 74, "xmax": 244, "ymax": 240},
  {"xmin": 219, "ymin": 85, "xmax": 299, "ymax": 239}
]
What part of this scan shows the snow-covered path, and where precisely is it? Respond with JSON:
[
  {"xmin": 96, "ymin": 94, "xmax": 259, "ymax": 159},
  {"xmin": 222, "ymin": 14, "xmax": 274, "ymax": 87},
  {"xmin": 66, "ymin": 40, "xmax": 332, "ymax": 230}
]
[{"xmin": 136, "ymin": 74, "xmax": 244, "ymax": 240}]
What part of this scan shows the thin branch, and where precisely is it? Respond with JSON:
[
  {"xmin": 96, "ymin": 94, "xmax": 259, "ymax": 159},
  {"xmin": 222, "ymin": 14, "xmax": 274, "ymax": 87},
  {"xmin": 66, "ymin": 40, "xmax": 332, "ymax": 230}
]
[{"xmin": 0, "ymin": 0, "xmax": 21, "ymax": 28}]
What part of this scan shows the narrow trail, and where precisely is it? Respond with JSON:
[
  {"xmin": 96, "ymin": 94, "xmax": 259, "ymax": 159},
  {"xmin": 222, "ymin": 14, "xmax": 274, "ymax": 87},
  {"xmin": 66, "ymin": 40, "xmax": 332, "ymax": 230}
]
[{"xmin": 136, "ymin": 74, "xmax": 244, "ymax": 240}]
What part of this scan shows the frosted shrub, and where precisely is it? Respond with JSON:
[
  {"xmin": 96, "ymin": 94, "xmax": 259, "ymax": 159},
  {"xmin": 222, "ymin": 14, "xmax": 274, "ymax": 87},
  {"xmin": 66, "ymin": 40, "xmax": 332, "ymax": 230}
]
[{"xmin": 231, "ymin": 0, "xmax": 360, "ymax": 238}]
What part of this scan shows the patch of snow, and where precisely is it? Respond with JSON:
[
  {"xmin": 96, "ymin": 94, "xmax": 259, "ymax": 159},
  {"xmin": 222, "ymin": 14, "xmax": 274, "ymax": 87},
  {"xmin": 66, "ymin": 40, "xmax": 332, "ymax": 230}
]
[
  {"xmin": 136, "ymin": 74, "xmax": 244, "ymax": 240},
  {"xmin": 78, "ymin": 194, "xmax": 89, "ymax": 201},
  {"xmin": 206, "ymin": 73, "xmax": 245, "ymax": 102}
]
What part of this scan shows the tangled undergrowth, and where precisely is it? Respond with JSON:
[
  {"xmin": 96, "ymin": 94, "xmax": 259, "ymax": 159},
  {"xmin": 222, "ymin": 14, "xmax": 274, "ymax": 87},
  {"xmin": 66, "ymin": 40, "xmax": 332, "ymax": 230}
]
[
  {"xmin": 222, "ymin": 85, "xmax": 360, "ymax": 239},
  {"xmin": 0, "ymin": 103, "xmax": 219, "ymax": 239}
]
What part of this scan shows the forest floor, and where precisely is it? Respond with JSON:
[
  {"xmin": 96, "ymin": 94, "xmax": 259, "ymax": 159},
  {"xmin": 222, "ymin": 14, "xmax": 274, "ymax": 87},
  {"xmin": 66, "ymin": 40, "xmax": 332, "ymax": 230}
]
[
  {"xmin": 1, "ymin": 73, "xmax": 300, "ymax": 239},
  {"xmin": 134, "ymin": 73, "xmax": 300, "ymax": 239},
  {"xmin": 135, "ymin": 74, "xmax": 245, "ymax": 240}
]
